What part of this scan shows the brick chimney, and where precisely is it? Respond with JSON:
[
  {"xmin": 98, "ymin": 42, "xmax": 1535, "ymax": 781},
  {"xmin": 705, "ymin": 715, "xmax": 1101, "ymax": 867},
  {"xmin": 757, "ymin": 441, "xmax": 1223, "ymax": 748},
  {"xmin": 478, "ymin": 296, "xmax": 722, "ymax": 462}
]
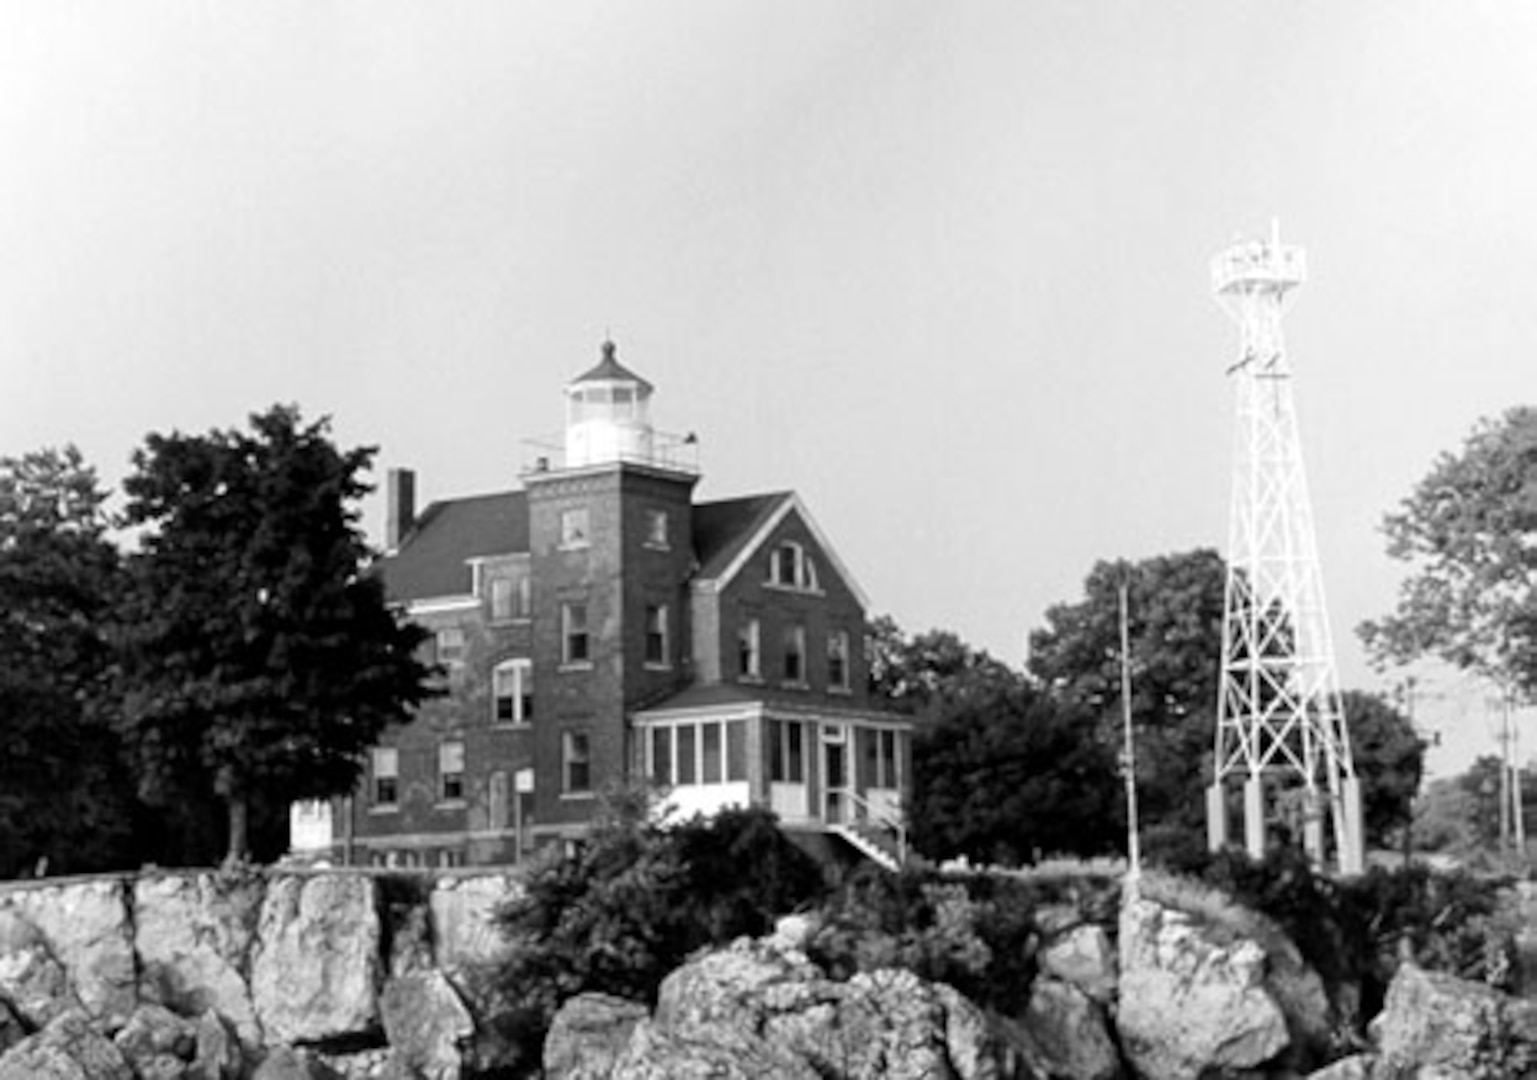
[{"xmin": 385, "ymin": 468, "xmax": 416, "ymax": 552}]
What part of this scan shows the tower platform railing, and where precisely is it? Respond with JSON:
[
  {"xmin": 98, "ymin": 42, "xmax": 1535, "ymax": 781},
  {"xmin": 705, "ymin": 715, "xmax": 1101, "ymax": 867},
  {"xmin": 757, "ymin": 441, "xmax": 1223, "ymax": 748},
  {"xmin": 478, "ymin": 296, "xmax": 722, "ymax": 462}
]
[{"xmin": 520, "ymin": 431, "xmax": 702, "ymax": 478}]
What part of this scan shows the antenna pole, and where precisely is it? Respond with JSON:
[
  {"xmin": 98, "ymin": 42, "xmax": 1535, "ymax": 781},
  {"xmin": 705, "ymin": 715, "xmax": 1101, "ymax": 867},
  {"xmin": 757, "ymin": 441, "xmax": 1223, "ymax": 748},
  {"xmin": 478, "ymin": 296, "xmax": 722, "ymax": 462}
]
[{"xmin": 1120, "ymin": 579, "xmax": 1142, "ymax": 882}]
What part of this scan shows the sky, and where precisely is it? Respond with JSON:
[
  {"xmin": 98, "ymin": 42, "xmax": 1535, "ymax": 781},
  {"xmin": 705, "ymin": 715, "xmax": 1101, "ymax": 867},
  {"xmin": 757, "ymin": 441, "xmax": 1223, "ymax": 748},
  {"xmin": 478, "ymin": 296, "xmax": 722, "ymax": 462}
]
[{"xmin": 2, "ymin": 2, "xmax": 1533, "ymax": 777}]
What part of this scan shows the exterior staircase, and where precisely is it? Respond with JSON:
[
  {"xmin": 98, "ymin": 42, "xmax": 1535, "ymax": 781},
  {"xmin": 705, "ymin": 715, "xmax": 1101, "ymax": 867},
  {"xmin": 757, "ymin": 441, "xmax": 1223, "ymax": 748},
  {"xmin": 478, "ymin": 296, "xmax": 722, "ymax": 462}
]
[{"xmin": 826, "ymin": 788, "xmax": 906, "ymax": 872}]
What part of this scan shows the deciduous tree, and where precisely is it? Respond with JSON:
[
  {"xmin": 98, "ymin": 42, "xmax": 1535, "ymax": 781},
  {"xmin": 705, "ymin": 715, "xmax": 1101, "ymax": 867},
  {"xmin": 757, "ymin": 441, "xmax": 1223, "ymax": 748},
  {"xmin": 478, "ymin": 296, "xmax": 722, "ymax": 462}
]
[
  {"xmin": 0, "ymin": 447, "xmax": 137, "ymax": 876},
  {"xmin": 1026, "ymin": 549, "xmax": 1228, "ymax": 845},
  {"xmin": 1361, "ymin": 407, "xmax": 1537, "ymax": 696},
  {"xmin": 117, "ymin": 406, "xmax": 434, "ymax": 862}
]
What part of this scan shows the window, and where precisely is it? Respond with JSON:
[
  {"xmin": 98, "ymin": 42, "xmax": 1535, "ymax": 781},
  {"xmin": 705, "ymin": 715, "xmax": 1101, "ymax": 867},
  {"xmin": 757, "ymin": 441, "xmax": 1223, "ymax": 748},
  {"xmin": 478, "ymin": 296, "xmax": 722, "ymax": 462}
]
[
  {"xmin": 560, "ymin": 507, "xmax": 590, "ymax": 548},
  {"xmin": 644, "ymin": 604, "xmax": 669, "ymax": 667},
  {"xmin": 490, "ymin": 574, "xmax": 530, "ymax": 621},
  {"xmin": 372, "ymin": 747, "xmax": 399, "ymax": 808},
  {"xmin": 435, "ymin": 627, "xmax": 466, "ymax": 669},
  {"xmin": 828, "ymin": 630, "xmax": 851, "ymax": 691},
  {"xmin": 439, "ymin": 740, "xmax": 465, "ymax": 802},
  {"xmin": 646, "ymin": 721, "xmax": 747, "ymax": 786},
  {"xmin": 493, "ymin": 659, "xmax": 533, "ymax": 724},
  {"xmin": 644, "ymin": 508, "xmax": 668, "ymax": 548},
  {"xmin": 770, "ymin": 541, "xmax": 817, "ymax": 590},
  {"xmin": 769, "ymin": 720, "xmax": 805, "ymax": 783},
  {"xmin": 737, "ymin": 619, "xmax": 760, "ymax": 679},
  {"xmin": 563, "ymin": 602, "xmax": 590, "ymax": 665},
  {"xmin": 563, "ymin": 731, "xmax": 592, "ymax": 794},
  {"xmin": 783, "ymin": 624, "xmax": 806, "ymax": 684}
]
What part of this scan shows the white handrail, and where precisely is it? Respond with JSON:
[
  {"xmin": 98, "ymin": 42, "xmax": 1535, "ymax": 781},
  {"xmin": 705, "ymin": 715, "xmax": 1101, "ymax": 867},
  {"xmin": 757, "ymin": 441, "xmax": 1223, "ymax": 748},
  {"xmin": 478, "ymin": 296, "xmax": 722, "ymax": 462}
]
[{"xmin": 825, "ymin": 787, "xmax": 906, "ymax": 868}]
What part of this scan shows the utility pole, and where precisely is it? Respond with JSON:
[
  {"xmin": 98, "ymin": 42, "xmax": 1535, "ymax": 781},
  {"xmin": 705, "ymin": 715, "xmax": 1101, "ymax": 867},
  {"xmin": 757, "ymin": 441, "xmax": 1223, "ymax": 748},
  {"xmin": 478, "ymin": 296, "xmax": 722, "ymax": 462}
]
[{"xmin": 1120, "ymin": 580, "xmax": 1142, "ymax": 885}]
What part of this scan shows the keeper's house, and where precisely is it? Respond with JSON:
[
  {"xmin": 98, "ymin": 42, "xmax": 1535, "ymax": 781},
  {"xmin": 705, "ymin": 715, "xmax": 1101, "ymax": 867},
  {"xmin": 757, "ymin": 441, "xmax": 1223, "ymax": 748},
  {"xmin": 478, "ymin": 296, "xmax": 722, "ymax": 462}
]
[{"xmin": 290, "ymin": 342, "xmax": 910, "ymax": 868}]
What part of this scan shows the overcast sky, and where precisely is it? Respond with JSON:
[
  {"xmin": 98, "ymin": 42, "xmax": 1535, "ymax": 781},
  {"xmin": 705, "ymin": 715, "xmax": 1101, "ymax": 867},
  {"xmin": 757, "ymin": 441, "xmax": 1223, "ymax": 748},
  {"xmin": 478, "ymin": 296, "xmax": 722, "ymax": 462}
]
[{"xmin": 3, "ymin": 2, "xmax": 1533, "ymax": 775}]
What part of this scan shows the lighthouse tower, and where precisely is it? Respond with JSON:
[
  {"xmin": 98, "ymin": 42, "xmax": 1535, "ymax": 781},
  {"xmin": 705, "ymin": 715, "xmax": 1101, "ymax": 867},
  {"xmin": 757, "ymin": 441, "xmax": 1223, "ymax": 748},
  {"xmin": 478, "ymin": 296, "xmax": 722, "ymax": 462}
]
[
  {"xmin": 1207, "ymin": 223, "xmax": 1364, "ymax": 876},
  {"xmin": 564, "ymin": 341, "xmax": 657, "ymax": 468}
]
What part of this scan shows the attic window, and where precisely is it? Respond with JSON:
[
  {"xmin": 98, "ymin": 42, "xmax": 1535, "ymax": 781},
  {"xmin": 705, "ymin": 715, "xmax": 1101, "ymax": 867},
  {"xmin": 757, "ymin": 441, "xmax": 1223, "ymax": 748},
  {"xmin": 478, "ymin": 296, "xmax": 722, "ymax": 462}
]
[{"xmin": 770, "ymin": 542, "xmax": 817, "ymax": 591}]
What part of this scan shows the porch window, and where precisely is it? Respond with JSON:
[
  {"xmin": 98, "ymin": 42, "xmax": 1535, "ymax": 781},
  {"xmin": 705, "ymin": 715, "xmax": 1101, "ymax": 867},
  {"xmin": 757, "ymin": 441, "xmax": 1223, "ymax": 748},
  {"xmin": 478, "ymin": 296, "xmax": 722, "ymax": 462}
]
[{"xmin": 769, "ymin": 720, "xmax": 805, "ymax": 783}]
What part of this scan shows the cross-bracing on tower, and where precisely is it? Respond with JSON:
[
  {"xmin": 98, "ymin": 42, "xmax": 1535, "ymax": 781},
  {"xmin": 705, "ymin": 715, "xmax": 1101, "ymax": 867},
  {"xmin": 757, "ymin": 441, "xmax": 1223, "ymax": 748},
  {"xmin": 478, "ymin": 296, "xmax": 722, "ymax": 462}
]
[{"xmin": 1207, "ymin": 222, "xmax": 1364, "ymax": 876}]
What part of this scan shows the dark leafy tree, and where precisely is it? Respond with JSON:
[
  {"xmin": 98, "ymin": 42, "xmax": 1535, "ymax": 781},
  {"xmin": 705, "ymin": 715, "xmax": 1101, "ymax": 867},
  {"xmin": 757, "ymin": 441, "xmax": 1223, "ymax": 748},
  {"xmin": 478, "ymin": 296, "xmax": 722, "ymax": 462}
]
[
  {"xmin": 0, "ymin": 447, "xmax": 138, "ymax": 876},
  {"xmin": 866, "ymin": 614, "xmax": 1021, "ymax": 717},
  {"xmin": 1360, "ymin": 407, "xmax": 1537, "ymax": 697},
  {"xmin": 1026, "ymin": 550, "xmax": 1228, "ymax": 844},
  {"xmin": 1339, "ymin": 690, "xmax": 1426, "ymax": 851},
  {"xmin": 117, "ymin": 405, "xmax": 435, "ymax": 862},
  {"xmin": 909, "ymin": 683, "xmax": 1121, "ymax": 864}
]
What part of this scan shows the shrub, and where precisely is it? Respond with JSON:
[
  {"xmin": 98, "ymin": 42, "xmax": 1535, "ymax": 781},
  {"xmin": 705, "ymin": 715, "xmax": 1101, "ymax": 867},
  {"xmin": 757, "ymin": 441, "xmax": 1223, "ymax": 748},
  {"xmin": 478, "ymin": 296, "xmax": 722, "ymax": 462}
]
[{"xmin": 489, "ymin": 796, "xmax": 827, "ymax": 1068}]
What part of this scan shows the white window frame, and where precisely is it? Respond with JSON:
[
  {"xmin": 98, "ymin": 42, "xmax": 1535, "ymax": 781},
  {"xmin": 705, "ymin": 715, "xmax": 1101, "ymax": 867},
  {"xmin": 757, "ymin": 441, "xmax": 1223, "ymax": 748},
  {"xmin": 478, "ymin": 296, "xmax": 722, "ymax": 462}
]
[
  {"xmin": 438, "ymin": 739, "xmax": 465, "ymax": 803},
  {"xmin": 372, "ymin": 747, "xmax": 399, "ymax": 809},
  {"xmin": 644, "ymin": 508, "xmax": 669, "ymax": 549},
  {"xmin": 738, "ymin": 618, "xmax": 761, "ymax": 680},
  {"xmin": 563, "ymin": 731, "xmax": 593, "ymax": 795},
  {"xmin": 436, "ymin": 626, "xmax": 466, "ymax": 669},
  {"xmin": 560, "ymin": 507, "xmax": 590, "ymax": 549},
  {"xmin": 644, "ymin": 603, "xmax": 669, "ymax": 668},
  {"xmin": 782, "ymin": 623, "xmax": 807, "ymax": 685},
  {"xmin": 562, "ymin": 602, "xmax": 591, "ymax": 666},
  {"xmin": 492, "ymin": 658, "xmax": 533, "ymax": 725},
  {"xmin": 828, "ymin": 629, "xmax": 851, "ymax": 692},
  {"xmin": 770, "ymin": 541, "xmax": 818, "ymax": 591}
]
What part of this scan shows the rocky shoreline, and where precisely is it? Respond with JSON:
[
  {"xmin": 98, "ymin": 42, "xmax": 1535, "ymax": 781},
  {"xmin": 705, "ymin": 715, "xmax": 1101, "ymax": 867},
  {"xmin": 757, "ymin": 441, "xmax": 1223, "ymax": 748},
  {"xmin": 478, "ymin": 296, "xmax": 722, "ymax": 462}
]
[{"xmin": 0, "ymin": 867, "xmax": 1531, "ymax": 1078}]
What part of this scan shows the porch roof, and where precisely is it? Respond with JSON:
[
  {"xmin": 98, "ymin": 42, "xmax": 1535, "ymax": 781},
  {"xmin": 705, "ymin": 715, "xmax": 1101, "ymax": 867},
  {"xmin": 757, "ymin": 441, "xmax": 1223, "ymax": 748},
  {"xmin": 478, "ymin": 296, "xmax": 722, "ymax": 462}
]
[{"xmin": 632, "ymin": 683, "xmax": 910, "ymax": 729}]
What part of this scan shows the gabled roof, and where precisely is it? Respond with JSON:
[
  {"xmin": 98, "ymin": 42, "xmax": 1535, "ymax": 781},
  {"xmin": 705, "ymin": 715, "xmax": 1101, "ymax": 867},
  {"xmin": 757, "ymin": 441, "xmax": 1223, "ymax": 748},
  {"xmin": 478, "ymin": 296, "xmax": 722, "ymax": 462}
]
[
  {"xmin": 692, "ymin": 492, "xmax": 793, "ymax": 580},
  {"xmin": 696, "ymin": 491, "xmax": 870, "ymax": 610},
  {"xmin": 571, "ymin": 341, "xmax": 654, "ymax": 394},
  {"xmin": 377, "ymin": 491, "xmax": 528, "ymax": 603}
]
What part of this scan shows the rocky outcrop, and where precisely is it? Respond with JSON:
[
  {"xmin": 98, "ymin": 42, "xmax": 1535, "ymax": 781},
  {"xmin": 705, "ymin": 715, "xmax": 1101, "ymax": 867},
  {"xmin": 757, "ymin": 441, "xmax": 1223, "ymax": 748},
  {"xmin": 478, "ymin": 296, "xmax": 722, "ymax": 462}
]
[
  {"xmin": 428, "ymin": 873, "xmax": 517, "ymax": 978},
  {"xmin": 250, "ymin": 875, "xmax": 382, "ymax": 1046},
  {"xmin": 1117, "ymin": 894, "xmax": 1290, "ymax": 1080},
  {"xmin": 1037, "ymin": 916, "xmax": 1118, "ymax": 1004},
  {"xmin": 0, "ymin": 1008, "xmax": 133, "ymax": 1080},
  {"xmin": 1020, "ymin": 976, "xmax": 1120, "ymax": 1080},
  {"xmin": 135, "ymin": 873, "xmax": 266, "ymax": 1051},
  {"xmin": 1370, "ymin": 961, "xmax": 1537, "ymax": 1078},
  {"xmin": 0, "ymin": 878, "xmax": 136, "ymax": 1026},
  {"xmin": 543, "ymin": 993, "xmax": 649, "ymax": 1080},
  {"xmin": 379, "ymin": 969, "xmax": 474, "ymax": 1080},
  {"xmin": 546, "ymin": 933, "xmax": 1003, "ymax": 1080}
]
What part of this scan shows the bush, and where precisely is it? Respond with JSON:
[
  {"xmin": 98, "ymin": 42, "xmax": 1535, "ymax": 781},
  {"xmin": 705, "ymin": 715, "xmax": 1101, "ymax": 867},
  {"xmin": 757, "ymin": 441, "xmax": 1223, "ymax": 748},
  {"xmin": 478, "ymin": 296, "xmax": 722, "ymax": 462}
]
[{"xmin": 490, "ymin": 797, "xmax": 827, "ymax": 1068}]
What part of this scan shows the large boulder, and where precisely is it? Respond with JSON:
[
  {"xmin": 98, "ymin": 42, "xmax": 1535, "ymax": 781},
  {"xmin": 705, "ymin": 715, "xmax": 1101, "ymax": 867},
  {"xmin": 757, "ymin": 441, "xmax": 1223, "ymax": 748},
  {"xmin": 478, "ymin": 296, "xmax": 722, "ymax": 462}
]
[
  {"xmin": 648, "ymin": 935, "xmax": 1002, "ymax": 1079},
  {"xmin": 251, "ymin": 1046, "xmax": 341, "ymax": 1080},
  {"xmin": 379, "ymin": 970, "xmax": 474, "ymax": 1080},
  {"xmin": 0, "ymin": 909, "xmax": 81, "ymax": 1027},
  {"xmin": 250, "ymin": 874, "xmax": 382, "ymax": 1046},
  {"xmin": 1371, "ymin": 962, "xmax": 1537, "ymax": 1078},
  {"xmin": 113, "ymin": 1003, "xmax": 197, "ymax": 1078},
  {"xmin": 612, "ymin": 1018, "xmax": 820, "ymax": 1079},
  {"xmin": 1019, "ymin": 977, "xmax": 1119, "ymax": 1080},
  {"xmin": 0, "ymin": 1009, "xmax": 134, "ymax": 1080},
  {"xmin": 134, "ymin": 873, "xmax": 265, "ymax": 1052},
  {"xmin": 0, "ymin": 878, "xmax": 136, "ymax": 1025},
  {"xmin": 544, "ymin": 993, "xmax": 650, "ymax": 1080},
  {"xmin": 428, "ymin": 874, "xmax": 519, "ymax": 977},
  {"xmin": 1116, "ymin": 894, "xmax": 1289, "ymax": 1080},
  {"xmin": 1038, "ymin": 921, "xmax": 1118, "ymax": 1004}
]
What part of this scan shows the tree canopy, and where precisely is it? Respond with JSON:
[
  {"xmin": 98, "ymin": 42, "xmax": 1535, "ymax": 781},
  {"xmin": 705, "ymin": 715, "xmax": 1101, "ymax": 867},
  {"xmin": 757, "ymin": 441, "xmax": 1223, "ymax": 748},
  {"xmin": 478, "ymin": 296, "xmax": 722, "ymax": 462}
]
[
  {"xmin": 1361, "ymin": 406, "xmax": 1537, "ymax": 696},
  {"xmin": 0, "ymin": 447, "xmax": 137, "ymax": 876},
  {"xmin": 1026, "ymin": 549, "xmax": 1228, "ymax": 843},
  {"xmin": 908, "ymin": 682, "xmax": 1122, "ymax": 865},
  {"xmin": 116, "ymin": 405, "xmax": 435, "ymax": 861},
  {"xmin": 1338, "ymin": 690, "xmax": 1426, "ymax": 850}
]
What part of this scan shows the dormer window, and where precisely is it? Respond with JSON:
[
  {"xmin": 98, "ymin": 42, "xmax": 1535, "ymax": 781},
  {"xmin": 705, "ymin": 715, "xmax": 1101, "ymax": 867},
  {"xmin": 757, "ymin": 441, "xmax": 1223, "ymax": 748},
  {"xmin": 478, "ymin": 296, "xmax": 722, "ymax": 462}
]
[{"xmin": 770, "ymin": 541, "xmax": 817, "ymax": 591}]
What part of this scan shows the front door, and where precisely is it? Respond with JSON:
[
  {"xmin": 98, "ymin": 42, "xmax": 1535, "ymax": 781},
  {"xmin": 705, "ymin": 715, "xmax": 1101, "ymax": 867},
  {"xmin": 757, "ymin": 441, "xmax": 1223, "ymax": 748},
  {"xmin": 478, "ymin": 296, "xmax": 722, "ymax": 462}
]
[{"xmin": 822, "ymin": 724, "xmax": 848, "ymax": 824}]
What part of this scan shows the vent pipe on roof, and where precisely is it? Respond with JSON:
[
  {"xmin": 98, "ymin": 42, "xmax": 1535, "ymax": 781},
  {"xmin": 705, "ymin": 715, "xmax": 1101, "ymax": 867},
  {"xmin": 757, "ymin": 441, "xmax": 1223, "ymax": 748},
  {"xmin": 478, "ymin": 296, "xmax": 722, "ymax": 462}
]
[{"xmin": 386, "ymin": 468, "xmax": 416, "ymax": 553}]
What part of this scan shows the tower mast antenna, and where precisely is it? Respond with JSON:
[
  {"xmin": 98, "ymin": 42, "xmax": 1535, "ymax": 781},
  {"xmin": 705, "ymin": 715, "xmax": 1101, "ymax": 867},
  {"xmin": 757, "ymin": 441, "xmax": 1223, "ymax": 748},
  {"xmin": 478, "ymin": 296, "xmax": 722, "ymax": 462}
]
[{"xmin": 1206, "ymin": 223, "xmax": 1364, "ymax": 876}]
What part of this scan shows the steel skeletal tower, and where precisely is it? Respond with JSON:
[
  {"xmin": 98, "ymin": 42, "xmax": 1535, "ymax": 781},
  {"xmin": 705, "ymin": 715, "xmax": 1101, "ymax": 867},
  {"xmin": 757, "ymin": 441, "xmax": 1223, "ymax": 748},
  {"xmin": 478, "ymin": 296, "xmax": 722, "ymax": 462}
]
[{"xmin": 1207, "ymin": 223, "xmax": 1364, "ymax": 876}]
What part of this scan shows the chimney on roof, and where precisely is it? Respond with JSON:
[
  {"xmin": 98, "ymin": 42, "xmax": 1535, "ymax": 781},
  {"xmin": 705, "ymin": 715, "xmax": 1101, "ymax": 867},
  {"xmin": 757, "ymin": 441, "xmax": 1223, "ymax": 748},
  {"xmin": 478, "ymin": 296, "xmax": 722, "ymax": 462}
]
[{"xmin": 386, "ymin": 468, "xmax": 416, "ymax": 552}]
